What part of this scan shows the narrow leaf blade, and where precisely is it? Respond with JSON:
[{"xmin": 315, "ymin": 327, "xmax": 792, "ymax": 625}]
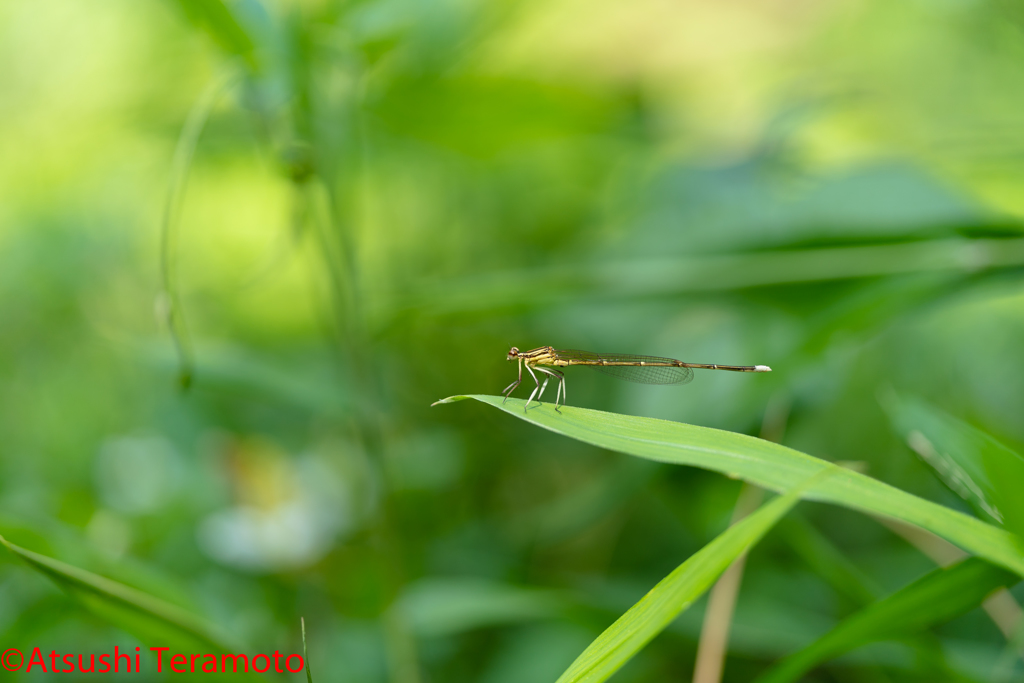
[
  {"xmin": 555, "ymin": 472, "xmax": 822, "ymax": 683},
  {"xmin": 754, "ymin": 557, "xmax": 1020, "ymax": 683},
  {"xmin": 882, "ymin": 392, "xmax": 1024, "ymax": 545},
  {"xmin": 302, "ymin": 617, "xmax": 314, "ymax": 683},
  {"xmin": 0, "ymin": 535, "xmax": 236, "ymax": 655},
  {"xmin": 436, "ymin": 396, "xmax": 1024, "ymax": 578}
]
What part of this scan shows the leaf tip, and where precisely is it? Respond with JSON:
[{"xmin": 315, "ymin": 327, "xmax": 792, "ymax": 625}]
[{"xmin": 431, "ymin": 395, "xmax": 469, "ymax": 406}]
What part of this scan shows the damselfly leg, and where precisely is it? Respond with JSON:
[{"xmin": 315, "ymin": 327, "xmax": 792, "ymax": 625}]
[
  {"xmin": 502, "ymin": 357, "xmax": 523, "ymax": 404},
  {"xmin": 501, "ymin": 378, "xmax": 520, "ymax": 402},
  {"xmin": 534, "ymin": 367, "xmax": 565, "ymax": 412},
  {"xmin": 524, "ymin": 364, "xmax": 542, "ymax": 411}
]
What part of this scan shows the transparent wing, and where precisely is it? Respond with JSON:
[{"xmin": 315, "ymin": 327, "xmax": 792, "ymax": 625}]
[{"xmin": 554, "ymin": 350, "xmax": 694, "ymax": 386}]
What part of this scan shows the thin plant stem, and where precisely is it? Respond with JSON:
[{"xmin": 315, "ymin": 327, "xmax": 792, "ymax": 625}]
[
  {"xmin": 692, "ymin": 484, "xmax": 764, "ymax": 683},
  {"xmin": 158, "ymin": 69, "xmax": 240, "ymax": 389},
  {"xmin": 301, "ymin": 617, "xmax": 314, "ymax": 683},
  {"xmin": 692, "ymin": 394, "xmax": 790, "ymax": 683}
]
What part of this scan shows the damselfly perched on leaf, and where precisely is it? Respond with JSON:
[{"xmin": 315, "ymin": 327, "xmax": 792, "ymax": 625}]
[{"xmin": 502, "ymin": 346, "xmax": 771, "ymax": 412}]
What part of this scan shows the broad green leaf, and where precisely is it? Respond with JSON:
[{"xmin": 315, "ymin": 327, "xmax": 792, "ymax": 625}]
[
  {"xmin": 753, "ymin": 557, "xmax": 1020, "ymax": 683},
  {"xmin": 405, "ymin": 238, "xmax": 1024, "ymax": 317},
  {"xmin": 434, "ymin": 396, "xmax": 1024, "ymax": 577},
  {"xmin": 0, "ymin": 534, "xmax": 239, "ymax": 659},
  {"xmin": 554, "ymin": 472, "xmax": 817, "ymax": 683},
  {"xmin": 882, "ymin": 392, "xmax": 1024, "ymax": 542},
  {"xmin": 147, "ymin": 343, "xmax": 351, "ymax": 416},
  {"xmin": 882, "ymin": 391, "xmax": 1002, "ymax": 522},
  {"xmin": 626, "ymin": 163, "xmax": 984, "ymax": 256}
]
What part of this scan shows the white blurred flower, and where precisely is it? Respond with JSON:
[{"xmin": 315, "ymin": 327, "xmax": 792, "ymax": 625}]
[{"xmin": 197, "ymin": 452, "xmax": 352, "ymax": 572}]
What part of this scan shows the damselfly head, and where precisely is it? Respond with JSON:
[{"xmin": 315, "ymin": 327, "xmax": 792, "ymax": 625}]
[{"xmin": 507, "ymin": 347, "xmax": 519, "ymax": 361}]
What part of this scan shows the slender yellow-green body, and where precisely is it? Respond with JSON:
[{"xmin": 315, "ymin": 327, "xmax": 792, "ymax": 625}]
[{"xmin": 502, "ymin": 345, "xmax": 771, "ymax": 412}]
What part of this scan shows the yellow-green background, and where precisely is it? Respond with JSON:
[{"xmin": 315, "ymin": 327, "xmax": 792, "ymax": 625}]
[{"xmin": 3, "ymin": 0, "xmax": 1024, "ymax": 680}]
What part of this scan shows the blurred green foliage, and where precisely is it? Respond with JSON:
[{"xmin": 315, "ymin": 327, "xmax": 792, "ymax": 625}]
[{"xmin": 3, "ymin": 0, "xmax": 1024, "ymax": 681}]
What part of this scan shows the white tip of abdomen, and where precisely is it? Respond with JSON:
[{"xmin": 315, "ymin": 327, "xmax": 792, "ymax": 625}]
[{"xmin": 754, "ymin": 365, "xmax": 772, "ymax": 372}]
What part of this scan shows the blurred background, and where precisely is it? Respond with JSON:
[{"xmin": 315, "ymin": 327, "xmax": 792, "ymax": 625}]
[{"xmin": 3, "ymin": 0, "xmax": 1024, "ymax": 680}]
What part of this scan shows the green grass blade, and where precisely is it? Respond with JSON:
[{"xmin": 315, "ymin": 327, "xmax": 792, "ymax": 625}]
[
  {"xmin": 883, "ymin": 392, "xmax": 1024, "ymax": 545},
  {"xmin": 754, "ymin": 557, "xmax": 1020, "ymax": 683},
  {"xmin": 302, "ymin": 617, "xmax": 314, "ymax": 683},
  {"xmin": 554, "ymin": 473, "xmax": 819, "ymax": 683},
  {"xmin": 434, "ymin": 396, "xmax": 1024, "ymax": 577},
  {"xmin": 882, "ymin": 391, "xmax": 1003, "ymax": 523},
  {"xmin": 159, "ymin": 72, "xmax": 238, "ymax": 390},
  {"xmin": 0, "ymin": 534, "xmax": 238, "ymax": 655}
]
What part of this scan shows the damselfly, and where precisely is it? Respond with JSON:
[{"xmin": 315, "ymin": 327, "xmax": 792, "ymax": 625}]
[{"xmin": 502, "ymin": 346, "xmax": 771, "ymax": 412}]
